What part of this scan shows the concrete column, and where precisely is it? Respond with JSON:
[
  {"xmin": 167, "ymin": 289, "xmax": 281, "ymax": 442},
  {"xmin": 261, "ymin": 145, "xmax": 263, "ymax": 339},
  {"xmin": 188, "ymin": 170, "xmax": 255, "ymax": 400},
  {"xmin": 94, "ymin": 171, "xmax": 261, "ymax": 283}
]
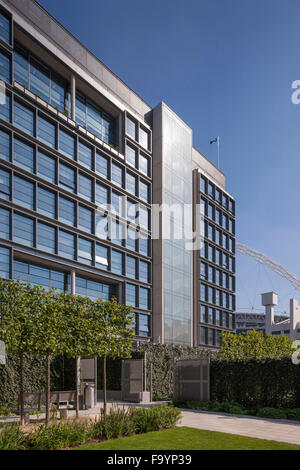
[
  {"xmin": 261, "ymin": 292, "xmax": 278, "ymax": 334},
  {"xmin": 290, "ymin": 299, "xmax": 300, "ymax": 338},
  {"xmin": 71, "ymin": 74, "xmax": 76, "ymax": 122}
]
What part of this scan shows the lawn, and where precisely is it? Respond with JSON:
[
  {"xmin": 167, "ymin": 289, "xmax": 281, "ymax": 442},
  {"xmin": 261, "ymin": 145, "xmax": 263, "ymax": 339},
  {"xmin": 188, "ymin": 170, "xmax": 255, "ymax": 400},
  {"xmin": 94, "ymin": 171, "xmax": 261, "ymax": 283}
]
[{"xmin": 74, "ymin": 426, "xmax": 300, "ymax": 450}]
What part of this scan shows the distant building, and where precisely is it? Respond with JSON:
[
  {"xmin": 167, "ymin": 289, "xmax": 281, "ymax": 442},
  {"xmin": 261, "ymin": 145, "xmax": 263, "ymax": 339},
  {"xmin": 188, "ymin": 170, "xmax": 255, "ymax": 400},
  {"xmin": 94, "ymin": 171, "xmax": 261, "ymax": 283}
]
[
  {"xmin": 235, "ymin": 312, "xmax": 287, "ymax": 334},
  {"xmin": 261, "ymin": 292, "xmax": 300, "ymax": 339}
]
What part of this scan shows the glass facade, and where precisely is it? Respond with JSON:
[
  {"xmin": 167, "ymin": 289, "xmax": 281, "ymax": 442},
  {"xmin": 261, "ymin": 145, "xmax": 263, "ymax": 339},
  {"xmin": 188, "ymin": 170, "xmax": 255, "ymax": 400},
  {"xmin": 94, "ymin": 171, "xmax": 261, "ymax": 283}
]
[
  {"xmin": 161, "ymin": 107, "xmax": 192, "ymax": 346},
  {"xmin": 0, "ymin": 7, "xmax": 153, "ymax": 344},
  {"xmin": 199, "ymin": 173, "xmax": 235, "ymax": 347}
]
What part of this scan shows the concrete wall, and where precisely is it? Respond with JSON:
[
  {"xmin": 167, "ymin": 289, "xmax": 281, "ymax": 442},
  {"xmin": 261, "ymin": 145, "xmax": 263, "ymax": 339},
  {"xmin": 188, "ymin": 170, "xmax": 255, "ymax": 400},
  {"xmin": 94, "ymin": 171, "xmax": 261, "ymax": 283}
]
[{"xmin": 192, "ymin": 147, "xmax": 225, "ymax": 190}]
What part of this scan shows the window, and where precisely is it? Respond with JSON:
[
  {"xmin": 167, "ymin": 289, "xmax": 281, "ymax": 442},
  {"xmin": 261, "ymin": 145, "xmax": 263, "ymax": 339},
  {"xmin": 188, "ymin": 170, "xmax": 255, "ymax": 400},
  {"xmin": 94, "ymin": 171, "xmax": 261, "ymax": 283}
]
[
  {"xmin": 0, "ymin": 10, "xmax": 11, "ymax": 44},
  {"xmin": 111, "ymin": 162, "xmax": 124, "ymax": 187},
  {"xmin": 216, "ymin": 310, "xmax": 222, "ymax": 326},
  {"xmin": 0, "ymin": 168, "xmax": 10, "ymax": 200},
  {"xmin": 138, "ymin": 314, "xmax": 150, "ymax": 337},
  {"xmin": 110, "ymin": 219, "xmax": 124, "ymax": 246},
  {"xmin": 95, "ymin": 213, "xmax": 108, "ymax": 240},
  {"xmin": 37, "ymin": 115, "xmax": 56, "ymax": 148},
  {"xmin": 139, "ymin": 127, "xmax": 149, "ymax": 150},
  {"xmin": 14, "ymin": 213, "xmax": 34, "ymax": 246},
  {"xmin": 222, "ymin": 194, "xmax": 228, "ymax": 209},
  {"xmin": 76, "ymin": 276, "xmax": 116, "ymax": 301},
  {"xmin": 139, "ymin": 234, "xmax": 149, "ymax": 256},
  {"xmin": 126, "ymin": 255, "xmax": 137, "ymax": 279},
  {"xmin": 96, "ymin": 152, "xmax": 109, "ymax": 179},
  {"xmin": 37, "ymin": 222, "xmax": 56, "ymax": 254},
  {"xmin": 140, "ymin": 180, "xmax": 150, "ymax": 203},
  {"xmin": 14, "ymin": 138, "xmax": 34, "ymax": 172},
  {"xmin": 78, "ymin": 205, "xmax": 92, "ymax": 233},
  {"xmin": 208, "ymin": 266, "xmax": 214, "ymax": 283},
  {"xmin": 208, "ymin": 182, "xmax": 214, "ymax": 198},
  {"xmin": 38, "ymin": 151, "xmax": 56, "ymax": 184},
  {"xmin": 37, "ymin": 186, "xmax": 56, "ymax": 218},
  {"xmin": 208, "ymin": 224, "xmax": 214, "ymax": 241},
  {"xmin": 229, "ymin": 218, "xmax": 234, "ymax": 234},
  {"xmin": 14, "ymin": 45, "xmax": 29, "ymax": 88},
  {"xmin": 139, "ymin": 260, "xmax": 149, "ymax": 283},
  {"xmin": 229, "ymin": 199, "xmax": 234, "ymax": 214},
  {"xmin": 0, "ymin": 50, "xmax": 10, "ymax": 83},
  {"xmin": 0, "ymin": 92, "xmax": 10, "ymax": 122},
  {"xmin": 30, "ymin": 57, "xmax": 50, "ymax": 103},
  {"xmin": 111, "ymin": 249, "xmax": 123, "ymax": 275},
  {"xmin": 14, "ymin": 176, "xmax": 34, "ymax": 210},
  {"xmin": 96, "ymin": 182, "xmax": 109, "ymax": 209},
  {"xmin": 0, "ymin": 129, "xmax": 10, "ymax": 161},
  {"xmin": 75, "ymin": 91, "xmax": 116, "ymax": 145},
  {"xmin": 0, "ymin": 206, "xmax": 10, "ymax": 239},
  {"xmin": 78, "ymin": 237, "xmax": 92, "ymax": 265},
  {"xmin": 126, "ymin": 143, "xmax": 137, "ymax": 167},
  {"xmin": 201, "ymin": 305, "xmax": 206, "ymax": 323},
  {"xmin": 201, "ymin": 327, "xmax": 207, "ymax": 345},
  {"xmin": 207, "ymin": 308, "xmax": 214, "ymax": 324},
  {"xmin": 14, "ymin": 260, "xmax": 65, "ymax": 291},
  {"xmin": 200, "ymin": 262, "xmax": 207, "ymax": 279},
  {"xmin": 59, "ymin": 196, "xmax": 75, "ymax": 226},
  {"xmin": 59, "ymin": 128, "xmax": 75, "ymax": 159},
  {"xmin": 14, "ymin": 100, "xmax": 34, "ymax": 136},
  {"xmin": 207, "ymin": 203, "xmax": 214, "ymax": 220},
  {"xmin": 59, "ymin": 230, "xmax": 75, "ymax": 259},
  {"xmin": 208, "ymin": 286, "xmax": 214, "ymax": 303},
  {"xmin": 78, "ymin": 141, "xmax": 93, "ymax": 169},
  {"xmin": 111, "ymin": 191, "xmax": 123, "ymax": 216},
  {"xmin": 126, "ymin": 172, "xmax": 137, "ymax": 196},
  {"xmin": 126, "ymin": 284, "xmax": 137, "ymax": 307},
  {"xmin": 78, "ymin": 173, "xmax": 93, "ymax": 201},
  {"xmin": 59, "ymin": 163, "xmax": 75, "ymax": 192},
  {"xmin": 95, "ymin": 244, "xmax": 108, "ymax": 270},
  {"xmin": 139, "ymin": 153, "xmax": 149, "ymax": 176},
  {"xmin": 208, "ymin": 329, "xmax": 214, "ymax": 345},
  {"xmin": 0, "ymin": 245, "xmax": 10, "ymax": 278},
  {"xmin": 127, "ymin": 199, "xmax": 137, "ymax": 222},
  {"xmin": 51, "ymin": 73, "xmax": 67, "ymax": 113},
  {"xmin": 139, "ymin": 206, "xmax": 149, "ymax": 230},
  {"xmin": 126, "ymin": 115, "xmax": 137, "ymax": 140},
  {"xmin": 200, "ymin": 176, "xmax": 206, "ymax": 193},
  {"xmin": 216, "ymin": 188, "xmax": 222, "ymax": 204},
  {"xmin": 139, "ymin": 287, "xmax": 150, "ymax": 310},
  {"xmin": 126, "ymin": 227, "xmax": 137, "ymax": 252}
]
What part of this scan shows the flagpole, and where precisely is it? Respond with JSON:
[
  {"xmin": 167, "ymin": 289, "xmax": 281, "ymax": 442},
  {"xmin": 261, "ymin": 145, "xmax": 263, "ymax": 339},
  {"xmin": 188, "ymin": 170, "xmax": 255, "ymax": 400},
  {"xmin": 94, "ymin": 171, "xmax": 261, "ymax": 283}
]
[{"xmin": 217, "ymin": 136, "xmax": 220, "ymax": 169}]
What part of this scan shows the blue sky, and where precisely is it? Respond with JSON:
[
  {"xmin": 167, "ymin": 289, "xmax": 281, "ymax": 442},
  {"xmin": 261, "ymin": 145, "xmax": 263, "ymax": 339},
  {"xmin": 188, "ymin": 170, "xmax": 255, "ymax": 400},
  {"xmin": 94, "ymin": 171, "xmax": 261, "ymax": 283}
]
[{"xmin": 38, "ymin": 0, "xmax": 300, "ymax": 315}]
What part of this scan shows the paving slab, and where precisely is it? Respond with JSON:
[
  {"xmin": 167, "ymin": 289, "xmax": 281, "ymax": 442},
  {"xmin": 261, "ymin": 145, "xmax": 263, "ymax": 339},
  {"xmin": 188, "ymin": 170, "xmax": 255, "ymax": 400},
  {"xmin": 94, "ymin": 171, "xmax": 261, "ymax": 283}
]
[{"xmin": 178, "ymin": 410, "xmax": 300, "ymax": 445}]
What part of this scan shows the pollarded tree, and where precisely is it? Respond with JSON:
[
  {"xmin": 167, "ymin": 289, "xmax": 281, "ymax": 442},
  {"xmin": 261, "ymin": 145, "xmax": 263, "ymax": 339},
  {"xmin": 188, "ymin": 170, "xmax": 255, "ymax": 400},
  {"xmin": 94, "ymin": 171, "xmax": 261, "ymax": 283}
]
[
  {"xmin": 89, "ymin": 297, "xmax": 135, "ymax": 414},
  {"xmin": 59, "ymin": 292, "xmax": 93, "ymax": 418},
  {"xmin": 31, "ymin": 287, "xmax": 66, "ymax": 423},
  {"xmin": 0, "ymin": 279, "xmax": 42, "ymax": 424}
]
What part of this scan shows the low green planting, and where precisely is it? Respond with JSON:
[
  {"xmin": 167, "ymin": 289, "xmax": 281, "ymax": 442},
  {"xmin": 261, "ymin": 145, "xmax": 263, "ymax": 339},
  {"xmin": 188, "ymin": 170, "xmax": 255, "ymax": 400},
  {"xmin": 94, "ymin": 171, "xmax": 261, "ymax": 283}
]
[
  {"xmin": 0, "ymin": 405, "xmax": 180, "ymax": 450},
  {"xmin": 173, "ymin": 400, "xmax": 300, "ymax": 421},
  {"xmin": 74, "ymin": 427, "xmax": 300, "ymax": 451},
  {"xmin": 0, "ymin": 406, "xmax": 12, "ymax": 416}
]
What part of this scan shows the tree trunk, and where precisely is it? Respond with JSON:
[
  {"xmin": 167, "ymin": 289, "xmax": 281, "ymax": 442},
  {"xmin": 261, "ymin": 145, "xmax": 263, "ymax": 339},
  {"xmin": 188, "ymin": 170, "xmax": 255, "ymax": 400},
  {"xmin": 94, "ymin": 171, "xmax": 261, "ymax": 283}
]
[
  {"xmin": 103, "ymin": 354, "xmax": 107, "ymax": 415},
  {"xmin": 75, "ymin": 357, "xmax": 80, "ymax": 418},
  {"xmin": 19, "ymin": 351, "xmax": 24, "ymax": 426},
  {"xmin": 45, "ymin": 355, "xmax": 51, "ymax": 424}
]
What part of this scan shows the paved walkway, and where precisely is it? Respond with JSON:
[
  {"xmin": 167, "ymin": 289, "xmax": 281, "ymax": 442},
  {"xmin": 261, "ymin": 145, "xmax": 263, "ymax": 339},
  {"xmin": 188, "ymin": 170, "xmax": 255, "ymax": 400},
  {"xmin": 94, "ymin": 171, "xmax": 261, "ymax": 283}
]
[{"xmin": 178, "ymin": 410, "xmax": 300, "ymax": 445}]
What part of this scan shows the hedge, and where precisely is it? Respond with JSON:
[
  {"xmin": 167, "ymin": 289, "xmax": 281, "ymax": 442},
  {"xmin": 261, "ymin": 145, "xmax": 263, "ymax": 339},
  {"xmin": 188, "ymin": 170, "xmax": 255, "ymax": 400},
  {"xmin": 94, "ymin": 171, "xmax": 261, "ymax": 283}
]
[{"xmin": 211, "ymin": 357, "xmax": 300, "ymax": 409}]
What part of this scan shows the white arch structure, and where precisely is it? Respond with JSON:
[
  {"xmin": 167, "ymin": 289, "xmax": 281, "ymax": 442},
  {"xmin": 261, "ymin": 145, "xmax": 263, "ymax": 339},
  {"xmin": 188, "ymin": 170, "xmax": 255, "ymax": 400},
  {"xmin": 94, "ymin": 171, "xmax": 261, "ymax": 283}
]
[{"xmin": 236, "ymin": 242, "xmax": 300, "ymax": 292}]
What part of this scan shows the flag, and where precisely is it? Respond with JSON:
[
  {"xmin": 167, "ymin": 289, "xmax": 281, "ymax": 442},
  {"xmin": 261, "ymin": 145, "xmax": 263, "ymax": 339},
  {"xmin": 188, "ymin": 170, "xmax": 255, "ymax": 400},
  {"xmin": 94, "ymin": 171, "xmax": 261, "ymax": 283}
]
[{"xmin": 210, "ymin": 137, "xmax": 218, "ymax": 144}]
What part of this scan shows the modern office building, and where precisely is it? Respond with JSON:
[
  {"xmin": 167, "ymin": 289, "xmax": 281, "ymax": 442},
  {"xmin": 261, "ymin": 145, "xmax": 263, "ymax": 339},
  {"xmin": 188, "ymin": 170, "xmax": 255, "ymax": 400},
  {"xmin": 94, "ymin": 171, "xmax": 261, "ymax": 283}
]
[{"xmin": 0, "ymin": 0, "xmax": 235, "ymax": 348}]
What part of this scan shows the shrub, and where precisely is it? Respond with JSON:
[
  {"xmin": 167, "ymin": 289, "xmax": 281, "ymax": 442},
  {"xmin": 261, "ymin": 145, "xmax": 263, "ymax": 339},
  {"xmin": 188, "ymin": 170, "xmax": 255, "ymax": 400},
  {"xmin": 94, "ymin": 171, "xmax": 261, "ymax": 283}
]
[
  {"xmin": 285, "ymin": 409, "xmax": 300, "ymax": 421},
  {"xmin": 0, "ymin": 406, "xmax": 12, "ymax": 416},
  {"xmin": 27, "ymin": 420, "xmax": 88, "ymax": 450},
  {"xmin": 256, "ymin": 407, "xmax": 287, "ymax": 420},
  {"xmin": 0, "ymin": 424, "xmax": 27, "ymax": 450},
  {"xmin": 89, "ymin": 407, "xmax": 136, "ymax": 440},
  {"xmin": 132, "ymin": 405, "xmax": 181, "ymax": 434}
]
